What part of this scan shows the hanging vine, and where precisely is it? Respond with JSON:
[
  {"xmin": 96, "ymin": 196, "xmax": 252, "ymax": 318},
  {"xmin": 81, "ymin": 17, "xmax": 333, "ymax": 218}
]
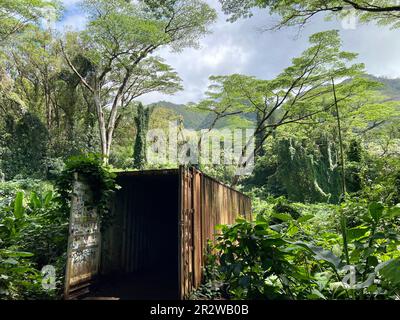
[{"xmin": 56, "ymin": 153, "xmax": 119, "ymax": 230}]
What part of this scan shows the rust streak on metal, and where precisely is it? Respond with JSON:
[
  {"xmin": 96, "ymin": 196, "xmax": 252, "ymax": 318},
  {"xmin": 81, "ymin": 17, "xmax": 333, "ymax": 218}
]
[{"xmin": 179, "ymin": 166, "xmax": 252, "ymax": 298}]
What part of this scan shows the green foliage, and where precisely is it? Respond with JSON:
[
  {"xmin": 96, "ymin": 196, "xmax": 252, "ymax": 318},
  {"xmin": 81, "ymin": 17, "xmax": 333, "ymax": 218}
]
[
  {"xmin": 194, "ymin": 74, "xmax": 257, "ymax": 128},
  {"xmin": 195, "ymin": 31, "xmax": 393, "ymax": 190},
  {"xmin": 215, "ymin": 218, "xmax": 320, "ymax": 299},
  {"xmin": 56, "ymin": 154, "xmax": 118, "ymax": 230},
  {"xmin": 345, "ymin": 162, "xmax": 362, "ymax": 193},
  {"xmin": 0, "ymin": 179, "xmax": 53, "ymax": 199},
  {"xmin": 220, "ymin": 0, "xmax": 400, "ymax": 29},
  {"xmin": 1, "ymin": 112, "xmax": 49, "ymax": 180},
  {"xmin": 133, "ymin": 103, "xmax": 154, "ymax": 169},
  {"xmin": 151, "ymin": 100, "xmax": 254, "ymax": 130},
  {"xmin": 246, "ymin": 137, "xmax": 342, "ymax": 203},
  {"xmin": 272, "ymin": 198, "xmax": 301, "ymax": 220},
  {"xmin": 0, "ymin": 248, "xmax": 48, "ymax": 299},
  {"xmin": 189, "ymin": 241, "xmax": 225, "ymax": 299},
  {"xmin": 0, "ymin": 181, "xmax": 67, "ymax": 299},
  {"xmin": 13, "ymin": 191, "xmax": 24, "ymax": 219},
  {"xmin": 199, "ymin": 164, "xmax": 238, "ymax": 185},
  {"xmin": 378, "ymin": 258, "xmax": 400, "ymax": 289},
  {"xmin": 0, "ymin": 0, "xmax": 399, "ymax": 303},
  {"xmin": 0, "ymin": 0, "xmax": 60, "ymax": 44},
  {"xmin": 347, "ymin": 139, "xmax": 363, "ymax": 163},
  {"xmin": 360, "ymin": 154, "xmax": 400, "ymax": 205},
  {"xmin": 12, "ymin": 191, "xmax": 68, "ymax": 268},
  {"xmin": 210, "ymin": 197, "xmax": 400, "ymax": 300}
]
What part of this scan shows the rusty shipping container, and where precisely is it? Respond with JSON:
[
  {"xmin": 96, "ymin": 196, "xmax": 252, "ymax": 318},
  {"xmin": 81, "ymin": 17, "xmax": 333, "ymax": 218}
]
[{"xmin": 64, "ymin": 166, "xmax": 251, "ymax": 299}]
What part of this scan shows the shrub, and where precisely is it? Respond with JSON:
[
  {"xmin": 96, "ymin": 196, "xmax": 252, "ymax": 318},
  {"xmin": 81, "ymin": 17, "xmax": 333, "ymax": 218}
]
[
  {"xmin": 0, "ymin": 187, "xmax": 68, "ymax": 299},
  {"xmin": 211, "ymin": 200, "xmax": 400, "ymax": 300}
]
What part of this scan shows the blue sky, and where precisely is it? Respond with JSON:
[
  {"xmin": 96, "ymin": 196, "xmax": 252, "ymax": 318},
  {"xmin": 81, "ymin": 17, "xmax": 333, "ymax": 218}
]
[{"xmin": 58, "ymin": 0, "xmax": 400, "ymax": 105}]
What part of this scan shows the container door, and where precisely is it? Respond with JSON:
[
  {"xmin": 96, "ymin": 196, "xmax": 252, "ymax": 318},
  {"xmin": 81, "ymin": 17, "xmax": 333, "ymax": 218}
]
[
  {"xmin": 179, "ymin": 166, "xmax": 194, "ymax": 299},
  {"xmin": 64, "ymin": 173, "xmax": 101, "ymax": 299}
]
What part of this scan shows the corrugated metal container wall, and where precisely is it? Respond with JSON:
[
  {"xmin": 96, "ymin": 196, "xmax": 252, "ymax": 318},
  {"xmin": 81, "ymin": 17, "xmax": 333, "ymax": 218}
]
[{"xmin": 179, "ymin": 167, "xmax": 252, "ymax": 298}]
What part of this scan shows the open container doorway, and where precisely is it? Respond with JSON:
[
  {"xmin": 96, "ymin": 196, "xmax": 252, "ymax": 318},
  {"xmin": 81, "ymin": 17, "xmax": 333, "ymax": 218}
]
[{"xmin": 97, "ymin": 170, "xmax": 180, "ymax": 300}]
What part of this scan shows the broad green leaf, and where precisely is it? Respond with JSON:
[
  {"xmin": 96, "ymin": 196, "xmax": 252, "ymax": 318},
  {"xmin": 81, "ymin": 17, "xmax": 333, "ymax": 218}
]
[
  {"xmin": 297, "ymin": 214, "xmax": 314, "ymax": 223},
  {"xmin": 3, "ymin": 250, "xmax": 34, "ymax": 258},
  {"xmin": 271, "ymin": 213, "xmax": 293, "ymax": 222},
  {"xmin": 385, "ymin": 205, "xmax": 400, "ymax": 219},
  {"xmin": 346, "ymin": 225, "xmax": 370, "ymax": 241},
  {"xmin": 369, "ymin": 202, "xmax": 384, "ymax": 223},
  {"xmin": 30, "ymin": 192, "xmax": 41, "ymax": 209},
  {"xmin": 377, "ymin": 258, "xmax": 400, "ymax": 286},
  {"xmin": 292, "ymin": 241, "xmax": 341, "ymax": 269},
  {"xmin": 367, "ymin": 256, "xmax": 379, "ymax": 268},
  {"xmin": 3, "ymin": 258, "xmax": 18, "ymax": 265},
  {"xmin": 13, "ymin": 191, "xmax": 24, "ymax": 219},
  {"xmin": 44, "ymin": 191, "xmax": 53, "ymax": 207},
  {"xmin": 308, "ymin": 289, "xmax": 326, "ymax": 300}
]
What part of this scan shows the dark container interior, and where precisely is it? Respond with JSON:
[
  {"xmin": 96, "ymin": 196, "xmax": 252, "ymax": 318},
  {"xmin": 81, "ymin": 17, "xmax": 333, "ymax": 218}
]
[{"xmin": 96, "ymin": 171, "xmax": 180, "ymax": 299}]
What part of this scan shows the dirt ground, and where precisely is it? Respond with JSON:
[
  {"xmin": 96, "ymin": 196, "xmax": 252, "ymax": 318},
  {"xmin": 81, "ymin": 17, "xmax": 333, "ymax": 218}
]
[{"xmin": 82, "ymin": 271, "xmax": 179, "ymax": 300}]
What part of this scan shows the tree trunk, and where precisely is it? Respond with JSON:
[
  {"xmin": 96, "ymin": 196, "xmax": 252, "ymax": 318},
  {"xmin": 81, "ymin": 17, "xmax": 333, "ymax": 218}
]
[
  {"xmin": 332, "ymin": 78, "xmax": 346, "ymax": 199},
  {"xmin": 94, "ymin": 91, "xmax": 108, "ymax": 164}
]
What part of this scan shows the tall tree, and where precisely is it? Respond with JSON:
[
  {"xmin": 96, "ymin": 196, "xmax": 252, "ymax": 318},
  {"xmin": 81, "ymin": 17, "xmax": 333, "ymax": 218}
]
[
  {"xmin": 9, "ymin": 28, "xmax": 60, "ymax": 129},
  {"xmin": 196, "ymin": 31, "xmax": 397, "ymax": 185},
  {"xmin": 220, "ymin": 0, "xmax": 400, "ymax": 29},
  {"xmin": 61, "ymin": 0, "xmax": 216, "ymax": 162},
  {"xmin": 199, "ymin": 31, "xmax": 362, "ymax": 158}
]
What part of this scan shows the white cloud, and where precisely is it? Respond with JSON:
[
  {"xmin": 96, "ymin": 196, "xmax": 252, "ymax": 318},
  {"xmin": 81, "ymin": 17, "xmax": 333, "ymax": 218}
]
[
  {"xmin": 56, "ymin": 13, "xmax": 87, "ymax": 31},
  {"xmin": 62, "ymin": 0, "xmax": 82, "ymax": 8},
  {"xmin": 340, "ymin": 24, "xmax": 400, "ymax": 78},
  {"xmin": 202, "ymin": 44, "xmax": 248, "ymax": 68}
]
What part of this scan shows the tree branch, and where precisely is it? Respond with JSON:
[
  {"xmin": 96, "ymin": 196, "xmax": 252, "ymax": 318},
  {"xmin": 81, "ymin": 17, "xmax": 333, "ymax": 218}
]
[
  {"xmin": 343, "ymin": 0, "xmax": 400, "ymax": 12},
  {"xmin": 60, "ymin": 41, "xmax": 94, "ymax": 93}
]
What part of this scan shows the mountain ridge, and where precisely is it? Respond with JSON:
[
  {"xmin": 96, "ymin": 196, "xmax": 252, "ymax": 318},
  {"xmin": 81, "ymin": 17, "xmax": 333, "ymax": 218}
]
[{"xmin": 148, "ymin": 76, "xmax": 400, "ymax": 129}]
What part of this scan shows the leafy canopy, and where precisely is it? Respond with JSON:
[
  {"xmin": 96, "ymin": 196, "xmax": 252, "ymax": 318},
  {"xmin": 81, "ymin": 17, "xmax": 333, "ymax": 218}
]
[
  {"xmin": 0, "ymin": 0, "xmax": 60, "ymax": 43},
  {"xmin": 219, "ymin": 0, "xmax": 400, "ymax": 29},
  {"xmin": 81, "ymin": 0, "xmax": 217, "ymax": 66}
]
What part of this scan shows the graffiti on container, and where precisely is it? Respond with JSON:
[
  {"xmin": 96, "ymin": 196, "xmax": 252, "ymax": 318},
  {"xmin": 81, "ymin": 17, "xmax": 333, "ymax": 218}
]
[{"xmin": 64, "ymin": 174, "xmax": 101, "ymax": 297}]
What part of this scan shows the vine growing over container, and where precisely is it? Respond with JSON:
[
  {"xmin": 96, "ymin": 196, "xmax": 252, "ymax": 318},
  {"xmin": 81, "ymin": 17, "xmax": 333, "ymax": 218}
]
[{"xmin": 56, "ymin": 153, "xmax": 119, "ymax": 230}]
